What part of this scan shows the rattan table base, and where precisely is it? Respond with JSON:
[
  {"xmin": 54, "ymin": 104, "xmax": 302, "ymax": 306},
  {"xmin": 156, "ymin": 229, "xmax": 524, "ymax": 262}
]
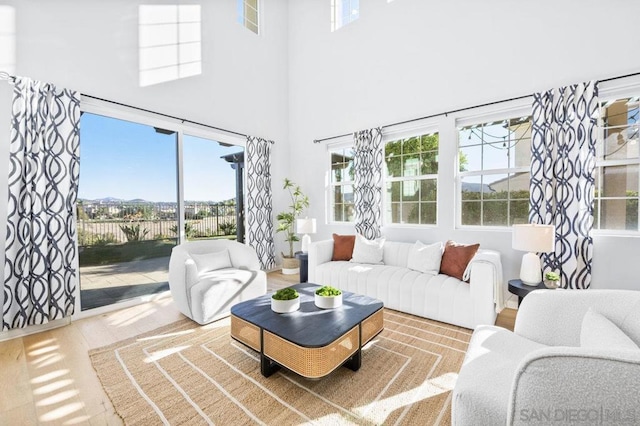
[{"xmin": 230, "ymin": 284, "xmax": 384, "ymax": 379}]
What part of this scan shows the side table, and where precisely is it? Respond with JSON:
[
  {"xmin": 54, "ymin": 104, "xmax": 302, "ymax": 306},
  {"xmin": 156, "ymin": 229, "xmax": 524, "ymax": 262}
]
[
  {"xmin": 508, "ymin": 279, "xmax": 546, "ymax": 307},
  {"xmin": 295, "ymin": 252, "xmax": 308, "ymax": 283}
]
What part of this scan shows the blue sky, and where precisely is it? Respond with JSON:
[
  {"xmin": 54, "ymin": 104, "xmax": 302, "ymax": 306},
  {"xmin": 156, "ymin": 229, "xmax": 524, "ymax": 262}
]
[{"xmin": 79, "ymin": 113, "xmax": 242, "ymax": 202}]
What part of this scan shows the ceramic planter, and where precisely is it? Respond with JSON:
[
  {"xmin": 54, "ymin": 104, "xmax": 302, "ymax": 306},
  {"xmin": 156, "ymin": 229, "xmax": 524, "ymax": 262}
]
[
  {"xmin": 314, "ymin": 293, "xmax": 343, "ymax": 309},
  {"xmin": 271, "ymin": 296, "xmax": 300, "ymax": 313}
]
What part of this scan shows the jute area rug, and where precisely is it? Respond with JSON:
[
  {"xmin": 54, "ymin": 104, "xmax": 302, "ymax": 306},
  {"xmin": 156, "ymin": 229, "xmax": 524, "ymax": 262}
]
[{"xmin": 89, "ymin": 309, "xmax": 472, "ymax": 425}]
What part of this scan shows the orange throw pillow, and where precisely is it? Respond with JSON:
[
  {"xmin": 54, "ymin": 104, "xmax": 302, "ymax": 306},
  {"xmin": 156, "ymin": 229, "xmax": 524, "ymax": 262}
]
[
  {"xmin": 440, "ymin": 240, "xmax": 480, "ymax": 281},
  {"xmin": 332, "ymin": 234, "xmax": 356, "ymax": 261}
]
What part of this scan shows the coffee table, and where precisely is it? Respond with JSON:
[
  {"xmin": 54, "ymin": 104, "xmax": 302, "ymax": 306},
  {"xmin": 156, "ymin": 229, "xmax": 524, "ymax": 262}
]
[{"xmin": 230, "ymin": 283, "xmax": 384, "ymax": 379}]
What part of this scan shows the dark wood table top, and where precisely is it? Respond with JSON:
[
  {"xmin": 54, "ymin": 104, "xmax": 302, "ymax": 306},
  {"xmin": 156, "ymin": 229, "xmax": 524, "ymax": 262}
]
[
  {"xmin": 508, "ymin": 279, "xmax": 546, "ymax": 297},
  {"xmin": 230, "ymin": 282, "xmax": 383, "ymax": 348}
]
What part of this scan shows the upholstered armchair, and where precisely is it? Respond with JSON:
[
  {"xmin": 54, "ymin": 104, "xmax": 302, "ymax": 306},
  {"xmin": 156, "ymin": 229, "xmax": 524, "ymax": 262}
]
[
  {"xmin": 453, "ymin": 289, "xmax": 640, "ymax": 425},
  {"xmin": 169, "ymin": 240, "xmax": 267, "ymax": 325}
]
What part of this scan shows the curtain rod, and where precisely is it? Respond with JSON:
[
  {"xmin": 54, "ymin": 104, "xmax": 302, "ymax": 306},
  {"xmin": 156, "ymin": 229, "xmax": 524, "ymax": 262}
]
[
  {"xmin": 312, "ymin": 69, "xmax": 640, "ymax": 144},
  {"xmin": 81, "ymin": 94, "xmax": 249, "ymax": 139},
  {"xmin": 1, "ymin": 72, "xmax": 251, "ymax": 140}
]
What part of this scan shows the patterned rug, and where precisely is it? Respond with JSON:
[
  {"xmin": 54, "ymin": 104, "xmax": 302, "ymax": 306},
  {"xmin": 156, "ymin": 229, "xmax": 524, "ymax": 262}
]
[{"xmin": 89, "ymin": 309, "xmax": 471, "ymax": 425}]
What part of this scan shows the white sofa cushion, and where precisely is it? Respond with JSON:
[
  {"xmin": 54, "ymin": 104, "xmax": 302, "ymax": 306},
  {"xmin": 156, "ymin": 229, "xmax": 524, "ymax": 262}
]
[
  {"xmin": 407, "ymin": 240, "xmax": 442, "ymax": 274},
  {"xmin": 581, "ymin": 309, "xmax": 639, "ymax": 350},
  {"xmin": 191, "ymin": 249, "xmax": 233, "ymax": 274},
  {"xmin": 350, "ymin": 234, "xmax": 385, "ymax": 264}
]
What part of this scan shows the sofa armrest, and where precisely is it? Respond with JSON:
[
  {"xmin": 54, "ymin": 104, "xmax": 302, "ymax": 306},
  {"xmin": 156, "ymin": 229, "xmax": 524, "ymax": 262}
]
[
  {"xmin": 468, "ymin": 260, "xmax": 498, "ymax": 326},
  {"xmin": 308, "ymin": 239, "xmax": 334, "ymax": 282},
  {"xmin": 515, "ymin": 290, "xmax": 640, "ymax": 347},
  {"xmin": 508, "ymin": 347, "xmax": 640, "ymax": 426}
]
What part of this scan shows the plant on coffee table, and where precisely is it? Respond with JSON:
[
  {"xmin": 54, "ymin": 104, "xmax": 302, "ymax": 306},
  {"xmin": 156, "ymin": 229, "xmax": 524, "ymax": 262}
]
[
  {"xmin": 314, "ymin": 286, "xmax": 343, "ymax": 309},
  {"xmin": 271, "ymin": 287, "xmax": 300, "ymax": 313},
  {"xmin": 315, "ymin": 286, "xmax": 342, "ymax": 297},
  {"xmin": 272, "ymin": 287, "xmax": 299, "ymax": 300}
]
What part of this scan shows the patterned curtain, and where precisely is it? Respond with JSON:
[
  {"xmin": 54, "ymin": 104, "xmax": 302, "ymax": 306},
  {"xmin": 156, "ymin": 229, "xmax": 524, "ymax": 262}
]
[
  {"xmin": 3, "ymin": 77, "xmax": 81, "ymax": 331},
  {"xmin": 245, "ymin": 136, "xmax": 276, "ymax": 270},
  {"xmin": 353, "ymin": 128, "xmax": 384, "ymax": 239},
  {"xmin": 530, "ymin": 81, "xmax": 598, "ymax": 289}
]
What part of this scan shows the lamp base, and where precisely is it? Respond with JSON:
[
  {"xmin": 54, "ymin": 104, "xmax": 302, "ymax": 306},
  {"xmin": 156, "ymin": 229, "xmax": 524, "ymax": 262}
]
[
  {"xmin": 300, "ymin": 234, "xmax": 311, "ymax": 253},
  {"xmin": 520, "ymin": 252, "xmax": 542, "ymax": 286}
]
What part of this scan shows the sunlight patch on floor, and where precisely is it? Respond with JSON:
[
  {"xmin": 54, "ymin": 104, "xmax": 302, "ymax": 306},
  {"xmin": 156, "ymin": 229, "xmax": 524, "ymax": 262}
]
[
  {"xmin": 144, "ymin": 345, "xmax": 191, "ymax": 363},
  {"xmin": 354, "ymin": 372, "xmax": 458, "ymax": 424}
]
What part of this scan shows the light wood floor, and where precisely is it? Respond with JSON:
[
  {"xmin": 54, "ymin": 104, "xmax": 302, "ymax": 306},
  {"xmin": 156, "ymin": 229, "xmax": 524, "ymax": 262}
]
[{"xmin": 0, "ymin": 271, "xmax": 516, "ymax": 425}]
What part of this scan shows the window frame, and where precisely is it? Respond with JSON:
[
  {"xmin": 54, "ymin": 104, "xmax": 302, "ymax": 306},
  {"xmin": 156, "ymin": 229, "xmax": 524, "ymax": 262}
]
[
  {"xmin": 330, "ymin": 0, "xmax": 360, "ymax": 32},
  {"xmin": 593, "ymin": 88, "xmax": 640, "ymax": 235},
  {"xmin": 382, "ymin": 126, "xmax": 440, "ymax": 228},
  {"xmin": 327, "ymin": 140, "xmax": 356, "ymax": 224},
  {"xmin": 238, "ymin": 0, "xmax": 260, "ymax": 35},
  {"xmin": 455, "ymin": 106, "xmax": 532, "ymax": 229}
]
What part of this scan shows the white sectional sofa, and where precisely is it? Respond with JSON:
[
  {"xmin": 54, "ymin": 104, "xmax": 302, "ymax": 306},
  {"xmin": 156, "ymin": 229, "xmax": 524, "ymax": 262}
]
[{"xmin": 308, "ymin": 239, "xmax": 502, "ymax": 329}]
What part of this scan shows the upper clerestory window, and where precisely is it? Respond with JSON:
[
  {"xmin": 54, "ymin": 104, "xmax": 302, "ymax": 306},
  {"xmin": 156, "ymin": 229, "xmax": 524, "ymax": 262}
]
[
  {"xmin": 238, "ymin": 0, "xmax": 259, "ymax": 35},
  {"xmin": 331, "ymin": 0, "xmax": 359, "ymax": 32}
]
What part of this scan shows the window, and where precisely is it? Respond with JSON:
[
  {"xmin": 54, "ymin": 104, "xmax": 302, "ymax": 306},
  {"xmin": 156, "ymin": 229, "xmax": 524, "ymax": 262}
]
[
  {"xmin": 594, "ymin": 96, "xmax": 640, "ymax": 231},
  {"xmin": 330, "ymin": 147, "xmax": 355, "ymax": 222},
  {"xmin": 138, "ymin": 5, "xmax": 202, "ymax": 87},
  {"xmin": 385, "ymin": 132, "xmax": 438, "ymax": 225},
  {"xmin": 238, "ymin": 0, "xmax": 259, "ymax": 34},
  {"xmin": 331, "ymin": 0, "xmax": 359, "ymax": 32},
  {"xmin": 458, "ymin": 116, "xmax": 532, "ymax": 227}
]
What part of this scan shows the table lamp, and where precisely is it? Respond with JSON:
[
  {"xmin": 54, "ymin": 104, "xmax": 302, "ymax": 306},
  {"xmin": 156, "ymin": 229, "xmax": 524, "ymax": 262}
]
[
  {"xmin": 297, "ymin": 217, "xmax": 316, "ymax": 253},
  {"xmin": 512, "ymin": 224, "xmax": 555, "ymax": 286}
]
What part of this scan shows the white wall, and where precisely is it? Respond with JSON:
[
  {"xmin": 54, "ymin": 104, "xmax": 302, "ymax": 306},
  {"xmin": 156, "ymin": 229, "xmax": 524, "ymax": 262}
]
[{"xmin": 287, "ymin": 0, "xmax": 640, "ymax": 292}]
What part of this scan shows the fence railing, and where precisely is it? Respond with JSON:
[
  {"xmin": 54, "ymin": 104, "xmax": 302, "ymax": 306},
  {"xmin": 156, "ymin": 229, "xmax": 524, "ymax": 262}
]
[{"xmin": 77, "ymin": 201, "xmax": 237, "ymax": 246}]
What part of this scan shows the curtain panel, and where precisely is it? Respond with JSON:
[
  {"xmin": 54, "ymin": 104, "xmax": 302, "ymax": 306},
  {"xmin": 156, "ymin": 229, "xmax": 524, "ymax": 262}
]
[
  {"xmin": 529, "ymin": 81, "xmax": 599, "ymax": 290},
  {"xmin": 3, "ymin": 77, "xmax": 81, "ymax": 331},
  {"xmin": 245, "ymin": 136, "xmax": 276, "ymax": 270},
  {"xmin": 353, "ymin": 128, "xmax": 384, "ymax": 240}
]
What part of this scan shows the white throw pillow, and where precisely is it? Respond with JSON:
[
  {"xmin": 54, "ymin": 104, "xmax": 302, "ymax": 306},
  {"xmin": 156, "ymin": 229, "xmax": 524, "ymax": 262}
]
[
  {"xmin": 191, "ymin": 249, "xmax": 233, "ymax": 274},
  {"xmin": 580, "ymin": 308, "xmax": 639, "ymax": 350},
  {"xmin": 407, "ymin": 240, "xmax": 443, "ymax": 274},
  {"xmin": 350, "ymin": 234, "xmax": 385, "ymax": 264}
]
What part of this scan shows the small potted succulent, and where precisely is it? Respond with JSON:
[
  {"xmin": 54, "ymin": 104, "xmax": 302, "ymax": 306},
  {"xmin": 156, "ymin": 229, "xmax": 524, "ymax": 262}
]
[
  {"xmin": 314, "ymin": 285, "xmax": 343, "ymax": 309},
  {"xmin": 544, "ymin": 271, "xmax": 560, "ymax": 289},
  {"xmin": 271, "ymin": 287, "xmax": 300, "ymax": 313}
]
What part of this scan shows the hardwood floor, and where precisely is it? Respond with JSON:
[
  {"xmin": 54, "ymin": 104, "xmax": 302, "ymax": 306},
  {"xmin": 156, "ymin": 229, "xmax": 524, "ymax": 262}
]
[{"xmin": 0, "ymin": 272, "xmax": 516, "ymax": 425}]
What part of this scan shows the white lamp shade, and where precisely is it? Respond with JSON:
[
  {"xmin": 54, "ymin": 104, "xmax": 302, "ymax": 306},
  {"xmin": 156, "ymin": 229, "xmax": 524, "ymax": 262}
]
[
  {"xmin": 296, "ymin": 218, "xmax": 316, "ymax": 234},
  {"xmin": 512, "ymin": 224, "xmax": 555, "ymax": 253}
]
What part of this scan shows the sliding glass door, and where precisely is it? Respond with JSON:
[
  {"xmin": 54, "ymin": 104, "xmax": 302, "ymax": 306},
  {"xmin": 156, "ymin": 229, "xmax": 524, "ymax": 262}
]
[
  {"xmin": 182, "ymin": 134, "xmax": 245, "ymax": 242},
  {"xmin": 77, "ymin": 112, "xmax": 179, "ymax": 310}
]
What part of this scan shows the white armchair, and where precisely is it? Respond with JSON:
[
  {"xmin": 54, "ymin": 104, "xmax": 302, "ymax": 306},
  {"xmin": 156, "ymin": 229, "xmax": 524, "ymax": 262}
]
[
  {"xmin": 452, "ymin": 289, "xmax": 640, "ymax": 425},
  {"xmin": 169, "ymin": 240, "xmax": 267, "ymax": 325}
]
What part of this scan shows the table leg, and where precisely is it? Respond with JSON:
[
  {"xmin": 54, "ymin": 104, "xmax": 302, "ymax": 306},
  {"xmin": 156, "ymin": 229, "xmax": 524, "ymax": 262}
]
[
  {"xmin": 343, "ymin": 349, "xmax": 361, "ymax": 372},
  {"xmin": 260, "ymin": 353, "xmax": 280, "ymax": 377}
]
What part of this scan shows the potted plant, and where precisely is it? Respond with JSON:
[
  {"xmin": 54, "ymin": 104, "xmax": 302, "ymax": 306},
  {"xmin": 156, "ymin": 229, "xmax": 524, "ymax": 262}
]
[
  {"xmin": 314, "ymin": 285, "xmax": 343, "ymax": 309},
  {"xmin": 276, "ymin": 178, "xmax": 310, "ymax": 275},
  {"xmin": 271, "ymin": 287, "xmax": 300, "ymax": 313},
  {"xmin": 544, "ymin": 271, "xmax": 560, "ymax": 289}
]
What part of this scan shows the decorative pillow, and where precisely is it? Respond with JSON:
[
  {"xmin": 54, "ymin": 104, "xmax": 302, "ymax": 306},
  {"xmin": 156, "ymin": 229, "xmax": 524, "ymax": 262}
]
[
  {"xmin": 580, "ymin": 308, "xmax": 639, "ymax": 350},
  {"xmin": 191, "ymin": 249, "xmax": 233, "ymax": 274},
  {"xmin": 407, "ymin": 240, "xmax": 443, "ymax": 274},
  {"xmin": 332, "ymin": 234, "xmax": 356, "ymax": 261},
  {"xmin": 439, "ymin": 240, "xmax": 480, "ymax": 281},
  {"xmin": 351, "ymin": 234, "xmax": 385, "ymax": 264}
]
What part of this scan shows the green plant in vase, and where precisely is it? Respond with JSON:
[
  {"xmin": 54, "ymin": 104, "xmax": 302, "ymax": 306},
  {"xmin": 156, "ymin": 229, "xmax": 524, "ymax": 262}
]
[
  {"xmin": 276, "ymin": 178, "xmax": 309, "ymax": 274},
  {"xmin": 544, "ymin": 271, "xmax": 560, "ymax": 289}
]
